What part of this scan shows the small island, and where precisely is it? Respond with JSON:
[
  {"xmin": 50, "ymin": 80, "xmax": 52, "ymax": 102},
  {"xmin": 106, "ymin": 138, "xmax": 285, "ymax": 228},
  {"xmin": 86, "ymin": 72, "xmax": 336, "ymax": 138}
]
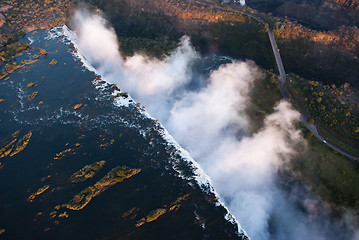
[
  {"xmin": 136, "ymin": 194, "xmax": 190, "ymax": 227},
  {"xmin": 27, "ymin": 91, "xmax": 38, "ymax": 101},
  {"xmin": 49, "ymin": 59, "xmax": 57, "ymax": 65},
  {"xmin": 68, "ymin": 160, "xmax": 106, "ymax": 183},
  {"xmin": 28, "ymin": 184, "xmax": 50, "ymax": 202},
  {"xmin": 0, "ymin": 130, "xmax": 32, "ymax": 158},
  {"xmin": 64, "ymin": 166, "xmax": 141, "ymax": 211}
]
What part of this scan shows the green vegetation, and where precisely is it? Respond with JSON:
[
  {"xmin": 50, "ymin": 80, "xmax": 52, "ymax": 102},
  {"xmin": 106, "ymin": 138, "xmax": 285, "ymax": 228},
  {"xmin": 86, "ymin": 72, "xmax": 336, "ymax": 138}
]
[
  {"xmin": 83, "ymin": 0, "xmax": 359, "ymax": 89},
  {"xmin": 136, "ymin": 208, "xmax": 167, "ymax": 227},
  {"xmin": 9, "ymin": 131, "xmax": 32, "ymax": 156},
  {"xmin": 0, "ymin": 130, "xmax": 32, "ymax": 159},
  {"xmin": 292, "ymin": 126, "xmax": 359, "ymax": 209},
  {"xmin": 0, "ymin": 32, "xmax": 25, "ymax": 46},
  {"xmin": 65, "ymin": 166, "xmax": 141, "ymax": 210},
  {"xmin": 272, "ymin": 20, "xmax": 359, "ymax": 88},
  {"xmin": 32, "ymin": 48, "xmax": 47, "ymax": 59},
  {"xmin": 65, "ymin": 187, "xmax": 93, "ymax": 211},
  {"xmin": 83, "ymin": 0, "xmax": 275, "ymax": 69},
  {"xmin": 119, "ymin": 37, "xmax": 177, "ymax": 59},
  {"xmin": 288, "ymin": 75, "xmax": 359, "ymax": 156},
  {"xmin": 0, "ymin": 32, "xmax": 27, "ymax": 64},
  {"xmin": 248, "ymin": 71, "xmax": 359, "ymax": 210},
  {"xmin": 0, "ymin": 41, "xmax": 29, "ymax": 62},
  {"xmin": 0, "ymin": 139, "xmax": 17, "ymax": 159},
  {"xmin": 5, "ymin": 62, "xmax": 23, "ymax": 73},
  {"xmin": 136, "ymin": 194, "xmax": 190, "ymax": 227},
  {"xmin": 191, "ymin": 20, "xmax": 274, "ymax": 69},
  {"xmin": 0, "ymin": 0, "xmax": 71, "ymax": 34},
  {"xmin": 246, "ymin": 70, "xmax": 282, "ymax": 132},
  {"xmin": 68, "ymin": 160, "xmax": 106, "ymax": 183}
]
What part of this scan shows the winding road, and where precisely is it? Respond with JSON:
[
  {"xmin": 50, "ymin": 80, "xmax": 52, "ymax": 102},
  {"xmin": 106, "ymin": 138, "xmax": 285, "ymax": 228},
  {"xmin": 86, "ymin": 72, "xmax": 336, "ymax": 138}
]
[
  {"xmin": 192, "ymin": 0, "xmax": 359, "ymax": 160},
  {"xmin": 267, "ymin": 28, "xmax": 359, "ymax": 160}
]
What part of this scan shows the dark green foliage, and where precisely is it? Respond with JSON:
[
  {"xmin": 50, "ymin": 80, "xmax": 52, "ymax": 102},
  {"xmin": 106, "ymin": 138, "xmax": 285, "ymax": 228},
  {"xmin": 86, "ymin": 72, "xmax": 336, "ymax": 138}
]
[
  {"xmin": 246, "ymin": 70, "xmax": 282, "ymax": 132},
  {"xmin": 277, "ymin": 38, "xmax": 359, "ymax": 88},
  {"xmin": 119, "ymin": 37, "xmax": 177, "ymax": 58},
  {"xmin": 288, "ymin": 75, "xmax": 359, "ymax": 155},
  {"xmin": 292, "ymin": 125, "xmax": 359, "ymax": 209},
  {"xmin": 192, "ymin": 21, "xmax": 275, "ymax": 69}
]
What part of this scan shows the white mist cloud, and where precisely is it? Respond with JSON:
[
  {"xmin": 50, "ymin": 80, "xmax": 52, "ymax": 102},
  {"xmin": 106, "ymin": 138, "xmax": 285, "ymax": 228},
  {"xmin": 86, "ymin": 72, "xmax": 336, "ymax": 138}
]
[
  {"xmin": 167, "ymin": 61, "xmax": 260, "ymax": 158},
  {"xmin": 68, "ymin": 10, "xmax": 357, "ymax": 240},
  {"xmin": 72, "ymin": 11, "xmax": 123, "ymax": 72},
  {"xmin": 203, "ymin": 101, "xmax": 303, "ymax": 239},
  {"xmin": 124, "ymin": 36, "xmax": 197, "ymax": 96}
]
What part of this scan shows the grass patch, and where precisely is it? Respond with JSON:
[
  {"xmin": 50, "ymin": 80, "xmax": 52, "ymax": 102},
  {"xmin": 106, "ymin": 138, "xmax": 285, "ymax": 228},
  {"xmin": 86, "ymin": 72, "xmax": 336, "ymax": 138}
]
[{"xmin": 292, "ymin": 126, "xmax": 359, "ymax": 208}]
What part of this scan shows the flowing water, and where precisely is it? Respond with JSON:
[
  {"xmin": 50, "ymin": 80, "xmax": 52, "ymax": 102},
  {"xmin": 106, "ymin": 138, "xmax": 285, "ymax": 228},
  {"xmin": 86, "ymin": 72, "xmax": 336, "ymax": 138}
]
[{"xmin": 0, "ymin": 29, "xmax": 247, "ymax": 240}]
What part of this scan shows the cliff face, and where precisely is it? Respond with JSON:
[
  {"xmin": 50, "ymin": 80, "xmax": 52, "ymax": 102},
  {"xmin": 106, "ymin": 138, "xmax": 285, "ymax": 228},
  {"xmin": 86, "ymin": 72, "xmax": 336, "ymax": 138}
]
[{"xmin": 247, "ymin": 0, "xmax": 359, "ymax": 30}]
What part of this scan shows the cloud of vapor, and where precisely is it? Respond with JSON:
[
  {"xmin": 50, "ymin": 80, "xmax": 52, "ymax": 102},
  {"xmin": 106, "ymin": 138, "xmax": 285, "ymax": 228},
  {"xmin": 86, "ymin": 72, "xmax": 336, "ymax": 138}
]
[
  {"xmin": 72, "ymin": 11, "xmax": 123, "ymax": 72},
  {"xmin": 203, "ymin": 101, "xmax": 305, "ymax": 239},
  {"xmin": 69, "ymin": 10, "xmax": 357, "ymax": 240},
  {"xmin": 167, "ymin": 61, "xmax": 260, "ymax": 158}
]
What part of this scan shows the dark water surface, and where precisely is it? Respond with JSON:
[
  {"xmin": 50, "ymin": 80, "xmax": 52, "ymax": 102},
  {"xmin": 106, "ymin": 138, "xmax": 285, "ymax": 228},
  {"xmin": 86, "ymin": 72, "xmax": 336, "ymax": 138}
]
[{"xmin": 0, "ymin": 30, "xmax": 245, "ymax": 240}]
